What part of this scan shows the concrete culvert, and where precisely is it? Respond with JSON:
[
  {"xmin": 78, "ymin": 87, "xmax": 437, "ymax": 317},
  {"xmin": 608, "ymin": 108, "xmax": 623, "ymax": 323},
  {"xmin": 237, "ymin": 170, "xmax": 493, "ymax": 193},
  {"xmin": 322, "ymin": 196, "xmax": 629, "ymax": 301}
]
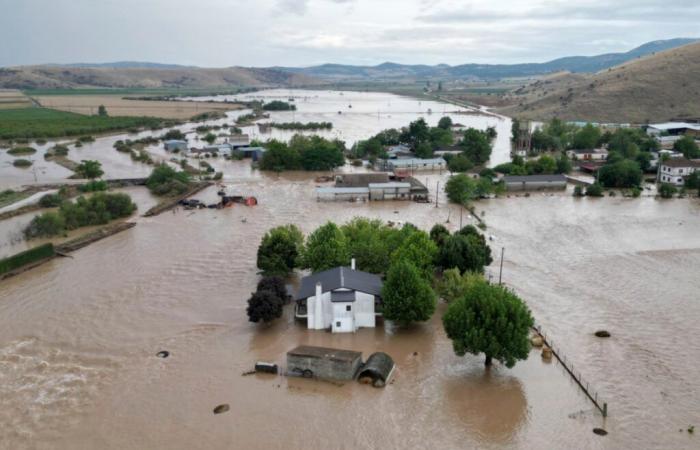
[
  {"xmin": 593, "ymin": 428, "xmax": 608, "ymax": 436},
  {"xmin": 156, "ymin": 351, "xmax": 170, "ymax": 358},
  {"xmin": 357, "ymin": 352, "xmax": 395, "ymax": 388},
  {"xmin": 213, "ymin": 404, "xmax": 230, "ymax": 414},
  {"xmin": 595, "ymin": 330, "xmax": 611, "ymax": 338}
]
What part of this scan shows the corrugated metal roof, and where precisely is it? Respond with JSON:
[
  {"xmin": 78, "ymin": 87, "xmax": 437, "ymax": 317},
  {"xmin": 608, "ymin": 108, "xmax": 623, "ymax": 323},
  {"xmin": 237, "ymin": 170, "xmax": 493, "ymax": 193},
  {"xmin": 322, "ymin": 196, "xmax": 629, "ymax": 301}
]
[
  {"xmin": 649, "ymin": 122, "xmax": 700, "ymax": 131},
  {"xmin": 388, "ymin": 158, "xmax": 446, "ymax": 167},
  {"xmin": 296, "ymin": 266, "xmax": 382, "ymax": 300},
  {"xmin": 504, "ymin": 174, "xmax": 567, "ymax": 183},
  {"xmin": 316, "ymin": 187, "xmax": 370, "ymax": 194},
  {"xmin": 368, "ymin": 183, "xmax": 411, "ymax": 189}
]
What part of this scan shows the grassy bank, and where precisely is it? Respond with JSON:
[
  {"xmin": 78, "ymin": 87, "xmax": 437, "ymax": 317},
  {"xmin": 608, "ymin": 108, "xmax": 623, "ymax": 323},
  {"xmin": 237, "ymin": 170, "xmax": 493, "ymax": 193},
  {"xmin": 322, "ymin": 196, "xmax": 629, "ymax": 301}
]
[
  {"xmin": 0, "ymin": 108, "xmax": 166, "ymax": 140},
  {"xmin": 0, "ymin": 243, "xmax": 55, "ymax": 277}
]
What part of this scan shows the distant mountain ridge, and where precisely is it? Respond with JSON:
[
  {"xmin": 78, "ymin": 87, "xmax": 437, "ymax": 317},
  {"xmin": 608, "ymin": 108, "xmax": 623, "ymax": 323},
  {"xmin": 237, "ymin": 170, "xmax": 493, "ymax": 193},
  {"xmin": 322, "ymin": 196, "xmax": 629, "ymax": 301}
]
[
  {"xmin": 46, "ymin": 61, "xmax": 195, "ymax": 69},
  {"xmin": 274, "ymin": 38, "xmax": 699, "ymax": 80}
]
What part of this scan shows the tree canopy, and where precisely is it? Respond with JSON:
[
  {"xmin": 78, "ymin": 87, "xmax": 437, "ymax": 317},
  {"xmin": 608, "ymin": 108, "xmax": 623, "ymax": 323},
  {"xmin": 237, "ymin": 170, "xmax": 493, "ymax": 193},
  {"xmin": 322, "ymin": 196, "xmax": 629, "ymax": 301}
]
[
  {"xmin": 443, "ymin": 278, "xmax": 534, "ymax": 367},
  {"xmin": 673, "ymin": 136, "xmax": 700, "ymax": 159},
  {"xmin": 436, "ymin": 226, "xmax": 493, "ymax": 274},
  {"xmin": 302, "ymin": 222, "xmax": 350, "ymax": 272},
  {"xmin": 256, "ymin": 225, "xmax": 304, "ymax": 276},
  {"xmin": 381, "ymin": 259, "xmax": 437, "ymax": 325},
  {"xmin": 247, "ymin": 289, "xmax": 284, "ymax": 323},
  {"xmin": 75, "ymin": 160, "xmax": 104, "ymax": 180}
]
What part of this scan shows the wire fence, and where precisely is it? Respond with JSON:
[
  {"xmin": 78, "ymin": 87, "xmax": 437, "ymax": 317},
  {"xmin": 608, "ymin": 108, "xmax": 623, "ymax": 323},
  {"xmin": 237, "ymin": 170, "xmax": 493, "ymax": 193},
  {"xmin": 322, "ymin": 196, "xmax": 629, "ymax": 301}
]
[{"xmin": 533, "ymin": 324, "xmax": 608, "ymax": 417}]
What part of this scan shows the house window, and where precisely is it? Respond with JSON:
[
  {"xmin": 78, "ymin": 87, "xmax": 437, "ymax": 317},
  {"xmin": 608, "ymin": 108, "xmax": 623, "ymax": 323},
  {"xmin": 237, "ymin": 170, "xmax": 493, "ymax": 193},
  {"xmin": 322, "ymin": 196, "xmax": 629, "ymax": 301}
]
[
  {"xmin": 336, "ymin": 321, "xmax": 341, "ymax": 328},
  {"xmin": 346, "ymin": 305, "xmax": 351, "ymax": 312}
]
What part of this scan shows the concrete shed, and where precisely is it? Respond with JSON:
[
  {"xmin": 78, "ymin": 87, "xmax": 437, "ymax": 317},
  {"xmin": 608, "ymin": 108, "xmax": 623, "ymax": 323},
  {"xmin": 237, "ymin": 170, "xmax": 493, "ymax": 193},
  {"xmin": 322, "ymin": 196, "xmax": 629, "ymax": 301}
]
[{"xmin": 287, "ymin": 345, "xmax": 363, "ymax": 381}]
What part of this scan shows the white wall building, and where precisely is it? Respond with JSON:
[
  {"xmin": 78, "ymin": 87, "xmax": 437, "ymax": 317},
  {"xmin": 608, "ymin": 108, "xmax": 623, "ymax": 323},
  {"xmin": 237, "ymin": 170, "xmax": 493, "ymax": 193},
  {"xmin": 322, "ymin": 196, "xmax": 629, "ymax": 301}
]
[
  {"xmin": 658, "ymin": 158, "xmax": 700, "ymax": 186},
  {"xmin": 295, "ymin": 262, "xmax": 383, "ymax": 333}
]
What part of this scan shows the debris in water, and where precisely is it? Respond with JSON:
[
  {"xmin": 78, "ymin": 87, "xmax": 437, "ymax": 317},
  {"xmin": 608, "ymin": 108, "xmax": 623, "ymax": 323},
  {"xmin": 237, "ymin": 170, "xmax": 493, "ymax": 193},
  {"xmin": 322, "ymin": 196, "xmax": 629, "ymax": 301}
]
[
  {"xmin": 156, "ymin": 351, "xmax": 170, "ymax": 358},
  {"xmin": 541, "ymin": 346, "xmax": 553, "ymax": 360},
  {"xmin": 530, "ymin": 336, "xmax": 544, "ymax": 347},
  {"xmin": 593, "ymin": 428, "xmax": 608, "ymax": 436},
  {"xmin": 213, "ymin": 404, "xmax": 230, "ymax": 414},
  {"xmin": 595, "ymin": 330, "xmax": 611, "ymax": 338},
  {"xmin": 241, "ymin": 370, "xmax": 256, "ymax": 376},
  {"xmin": 689, "ymin": 425, "xmax": 695, "ymax": 434}
]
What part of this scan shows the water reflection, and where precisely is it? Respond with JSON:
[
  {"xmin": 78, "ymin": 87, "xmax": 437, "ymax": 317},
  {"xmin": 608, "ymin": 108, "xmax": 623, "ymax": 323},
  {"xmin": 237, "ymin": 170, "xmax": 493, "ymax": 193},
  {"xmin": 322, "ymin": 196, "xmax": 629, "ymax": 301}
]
[{"xmin": 445, "ymin": 369, "xmax": 528, "ymax": 444}]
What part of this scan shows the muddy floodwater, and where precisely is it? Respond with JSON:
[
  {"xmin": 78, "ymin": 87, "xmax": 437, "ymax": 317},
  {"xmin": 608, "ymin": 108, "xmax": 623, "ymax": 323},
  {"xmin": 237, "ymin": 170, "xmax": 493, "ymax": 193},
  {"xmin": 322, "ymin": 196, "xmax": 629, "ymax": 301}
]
[{"xmin": 1, "ymin": 91, "xmax": 699, "ymax": 449}]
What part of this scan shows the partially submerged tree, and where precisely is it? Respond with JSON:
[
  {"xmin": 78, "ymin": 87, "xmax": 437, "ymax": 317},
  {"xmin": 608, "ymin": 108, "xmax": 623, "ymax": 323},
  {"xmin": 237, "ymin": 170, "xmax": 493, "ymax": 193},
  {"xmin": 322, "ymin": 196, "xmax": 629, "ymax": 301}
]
[
  {"xmin": 257, "ymin": 276, "xmax": 289, "ymax": 302},
  {"xmin": 381, "ymin": 259, "xmax": 436, "ymax": 325},
  {"xmin": 246, "ymin": 289, "xmax": 284, "ymax": 323},
  {"xmin": 443, "ymin": 279, "xmax": 534, "ymax": 368},
  {"xmin": 256, "ymin": 225, "xmax": 304, "ymax": 276},
  {"xmin": 302, "ymin": 222, "xmax": 349, "ymax": 272},
  {"xmin": 75, "ymin": 160, "xmax": 104, "ymax": 180},
  {"xmin": 437, "ymin": 226, "xmax": 493, "ymax": 274}
]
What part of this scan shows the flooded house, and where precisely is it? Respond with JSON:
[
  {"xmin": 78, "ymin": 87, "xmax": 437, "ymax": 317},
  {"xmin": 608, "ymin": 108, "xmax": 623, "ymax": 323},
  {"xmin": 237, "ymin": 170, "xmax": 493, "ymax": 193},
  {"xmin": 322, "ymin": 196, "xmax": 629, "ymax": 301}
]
[
  {"xmin": 657, "ymin": 157, "xmax": 700, "ymax": 186},
  {"xmin": 163, "ymin": 140, "xmax": 188, "ymax": 152},
  {"xmin": 295, "ymin": 261, "xmax": 383, "ymax": 333},
  {"xmin": 383, "ymin": 157, "xmax": 446, "ymax": 172},
  {"xmin": 566, "ymin": 148, "xmax": 608, "ymax": 161}
]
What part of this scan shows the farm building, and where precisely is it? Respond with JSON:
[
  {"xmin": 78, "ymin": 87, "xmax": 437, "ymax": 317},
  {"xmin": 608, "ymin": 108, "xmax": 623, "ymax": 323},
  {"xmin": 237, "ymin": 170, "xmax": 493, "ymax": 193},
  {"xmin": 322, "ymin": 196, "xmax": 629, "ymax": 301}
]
[
  {"xmin": 504, "ymin": 174, "xmax": 567, "ymax": 191},
  {"xmin": 228, "ymin": 134, "xmax": 251, "ymax": 148},
  {"xmin": 286, "ymin": 346, "xmax": 363, "ymax": 380},
  {"xmin": 232, "ymin": 146, "xmax": 266, "ymax": 161},
  {"xmin": 383, "ymin": 157, "xmax": 446, "ymax": 171},
  {"xmin": 317, "ymin": 173, "xmax": 428, "ymax": 202},
  {"xmin": 566, "ymin": 148, "xmax": 608, "ymax": 161},
  {"xmin": 295, "ymin": 262, "xmax": 383, "ymax": 333},
  {"xmin": 204, "ymin": 144, "xmax": 233, "ymax": 156},
  {"xmin": 646, "ymin": 122, "xmax": 700, "ymax": 138},
  {"xmin": 164, "ymin": 140, "xmax": 188, "ymax": 152}
]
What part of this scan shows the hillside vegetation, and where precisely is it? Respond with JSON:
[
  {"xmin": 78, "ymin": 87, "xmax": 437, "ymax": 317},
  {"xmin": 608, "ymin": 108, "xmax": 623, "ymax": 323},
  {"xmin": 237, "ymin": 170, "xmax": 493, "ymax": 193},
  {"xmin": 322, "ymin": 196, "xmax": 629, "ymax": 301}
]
[
  {"xmin": 0, "ymin": 66, "xmax": 313, "ymax": 90},
  {"xmin": 498, "ymin": 42, "xmax": 700, "ymax": 123}
]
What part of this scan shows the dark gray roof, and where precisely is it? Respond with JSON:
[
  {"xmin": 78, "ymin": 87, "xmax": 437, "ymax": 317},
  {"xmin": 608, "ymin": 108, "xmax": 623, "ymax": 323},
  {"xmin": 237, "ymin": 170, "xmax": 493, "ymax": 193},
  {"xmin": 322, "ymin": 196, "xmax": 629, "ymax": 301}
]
[
  {"xmin": 296, "ymin": 266, "xmax": 383, "ymax": 300},
  {"xmin": 504, "ymin": 174, "xmax": 567, "ymax": 183},
  {"xmin": 331, "ymin": 291, "xmax": 356, "ymax": 302},
  {"xmin": 661, "ymin": 158, "xmax": 700, "ymax": 168}
]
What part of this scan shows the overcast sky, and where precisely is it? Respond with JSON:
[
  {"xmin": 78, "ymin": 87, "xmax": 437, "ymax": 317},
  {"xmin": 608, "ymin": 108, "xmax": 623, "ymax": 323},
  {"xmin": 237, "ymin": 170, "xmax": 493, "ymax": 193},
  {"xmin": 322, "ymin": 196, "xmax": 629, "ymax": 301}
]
[{"xmin": 1, "ymin": 0, "xmax": 698, "ymax": 67}]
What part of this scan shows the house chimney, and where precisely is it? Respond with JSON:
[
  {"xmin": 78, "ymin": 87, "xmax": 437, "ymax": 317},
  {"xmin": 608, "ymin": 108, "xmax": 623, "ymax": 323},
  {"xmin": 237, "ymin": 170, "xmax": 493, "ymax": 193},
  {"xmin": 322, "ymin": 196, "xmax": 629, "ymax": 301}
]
[
  {"xmin": 314, "ymin": 282, "xmax": 323, "ymax": 329},
  {"xmin": 351, "ymin": 258, "xmax": 356, "ymax": 270}
]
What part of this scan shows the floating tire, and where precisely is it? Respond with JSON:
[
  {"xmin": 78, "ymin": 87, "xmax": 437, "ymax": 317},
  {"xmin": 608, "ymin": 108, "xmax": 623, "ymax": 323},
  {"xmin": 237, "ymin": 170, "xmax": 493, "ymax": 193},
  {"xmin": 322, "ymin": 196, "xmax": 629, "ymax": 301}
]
[
  {"xmin": 593, "ymin": 428, "xmax": 608, "ymax": 436},
  {"xmin": 156, "ymin": 351, "xmax": 170, "ymax": 358}
]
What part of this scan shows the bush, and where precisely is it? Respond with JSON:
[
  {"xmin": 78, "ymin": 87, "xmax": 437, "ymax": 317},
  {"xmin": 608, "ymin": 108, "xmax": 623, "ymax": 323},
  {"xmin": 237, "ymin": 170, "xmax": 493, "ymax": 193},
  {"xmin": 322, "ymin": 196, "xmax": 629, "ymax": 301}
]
[
  {"xmin": 658, "ymin": 183, "xmax": 677, "ymax": 199},
  {"xmin": 586, "ymin": 183, "xmax": 604, "ymax": 197},
  {"xmin": 0, "ymin": 243, "xmax": 55, "ymax": 275},
  {"xmin": 162, "ymin": 129, "xmax": 185, "ymax": 141},
  {"xmin": 39, "ymin": 193, "xmax": 64, "ymax": 207},
  {"xmin": 7, "ymin": 146, "xmax": 37, "ymax": 156},
  {"xmin": 78, "ymin": 180, "xmax": 108, "ymax": 192},
  {"xmin": 75, "ymin": 160, "xmax": 104, "ymax": 179},
  {"xmin": 146, "ymin": 164, "xmax": 191, "ymax": 196},
  {"xmin": 447, "ymin": 154, "xmax": 473, "ymax": 173},
  {"xmin": 13, "ymin": 159, "xmax": 32, "ymax": 168},
  {"xmin": 573, "ymin": 185, "xmax": 584, "ymax": 197},
  {"xmin": 24, "ymin": 212, "xmax": 66, "ymax": 238}
]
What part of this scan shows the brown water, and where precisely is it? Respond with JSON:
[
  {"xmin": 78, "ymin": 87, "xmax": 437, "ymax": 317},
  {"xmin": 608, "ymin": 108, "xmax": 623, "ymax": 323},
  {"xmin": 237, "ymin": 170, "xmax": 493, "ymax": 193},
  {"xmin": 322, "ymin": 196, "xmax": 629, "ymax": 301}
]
[{"xmin": 1, "ymin": 167, "xmax": 699, "ymax": 449}]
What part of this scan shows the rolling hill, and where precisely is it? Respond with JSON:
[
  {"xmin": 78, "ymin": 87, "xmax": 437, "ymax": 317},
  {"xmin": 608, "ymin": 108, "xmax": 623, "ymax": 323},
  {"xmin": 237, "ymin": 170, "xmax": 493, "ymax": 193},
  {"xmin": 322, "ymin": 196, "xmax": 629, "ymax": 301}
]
[
  {"xmin": 496, "ymin": 41, "xmax": 700, "ymax": 123},
  {"xmin": 275, "ymin": 38, "xmax": 698, "ymax": 81},
  {"xmin": 0, "ymin": 66, "xmax": 314, "ymax": 90}
]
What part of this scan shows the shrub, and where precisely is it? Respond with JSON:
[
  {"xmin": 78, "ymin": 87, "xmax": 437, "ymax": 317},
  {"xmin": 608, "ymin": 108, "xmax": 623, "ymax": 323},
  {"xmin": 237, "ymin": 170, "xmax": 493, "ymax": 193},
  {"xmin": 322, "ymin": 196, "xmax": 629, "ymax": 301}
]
[
  {"xmin": 573, "ymin": 185, "xmax": 584, "ymax": 197},
  {"xmin": 7, "ymin": 146, "xmax": 37, "ymax": 155},
  {"xmin": 146, "ymin": 164, "xmax": 191, "ymax": 196},
  {"xmin": 13, "ymin": 159, "xmax": 32, "ymax": 168},
  {"xmin": 24, "ymin": 212, "xmax": 66, "ymax": 238},
  {"xmin": 39, "ymin": 193, "xmax": 64, "ymax": 207},
  {"xmin": 246, "ymin": 290, "xmax": 284, "ymax": 323},
  {"xmin": 78, "ymin": 180, "xmax": 108, "ymax": 192},
  {"xmin": 256, "ymin": 276, "xmax": 289, "ymax": 302},
  {"xmin": 658, "ymin": 183, "xmax": 677, "ymax": 199},
  {"xmin": 586, "ymin": 183, "xmax": 604, "ymax": 197}
]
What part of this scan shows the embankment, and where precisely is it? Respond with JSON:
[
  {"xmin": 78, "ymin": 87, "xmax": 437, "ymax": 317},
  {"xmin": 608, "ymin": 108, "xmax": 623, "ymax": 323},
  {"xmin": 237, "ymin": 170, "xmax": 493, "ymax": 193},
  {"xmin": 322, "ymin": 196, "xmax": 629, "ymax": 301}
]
[{"xmin": 143, "ymin": 182, "xmax": 213, "ymax": 217}]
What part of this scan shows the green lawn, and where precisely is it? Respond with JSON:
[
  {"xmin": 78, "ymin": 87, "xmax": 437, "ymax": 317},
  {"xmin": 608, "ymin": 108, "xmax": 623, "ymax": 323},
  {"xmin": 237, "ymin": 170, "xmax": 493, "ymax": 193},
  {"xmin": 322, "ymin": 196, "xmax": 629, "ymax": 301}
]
[{"xmin": 0, "ymin": 108, "xmax": 165, "ymax": 140}]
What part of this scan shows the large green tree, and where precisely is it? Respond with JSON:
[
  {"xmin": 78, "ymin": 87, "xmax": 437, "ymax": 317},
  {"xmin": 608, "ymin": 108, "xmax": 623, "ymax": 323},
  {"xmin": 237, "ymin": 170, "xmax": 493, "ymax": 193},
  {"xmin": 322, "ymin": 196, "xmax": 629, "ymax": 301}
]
[
  {"xmin": 437, "ymin": 226, "xmax": 493, "ymax": 274},
  {"xmin": 75, "ymin": 160, "xmax": 104, "ymax": 180},
  {"xmin": 302, "ymin": 222, "xmax": 350, "ymax": 272},
  {"xmin": 391, "ymin": 229, "xmax": 438, "ymax": 280},
  {"xmin": 381, "ymin": 259, "xmax": 436, "ymax": 325},
  {"xmin": 598, "ymin": 160, "xmax": 642, "ymax": 188},
  {"xmin": 445, "ymin": 174, "xmax": 479, "ymax": 205},
  {"xmin": 443, "ymin": 279, "xmax": 534, "ymax": 367},
  {"xmin": 460, "ymin": 128, "xmax": 492, "ymax": 164},
  {"xmin": 256, "ymin": 225, "xmax": 304, "ymax": 276},
  {"xmin": 572, "ymin": 123, "xmax": 601, "ymax": 149},
  {"xmin": 246, "ymin": 289, "xmax": 284, "ymax": 323},
  {"xmin": 340, "ymin": 217, "xmax": 391, "ymax": 274},
  {"xmin": 673, "ymin": 135, "xmax": 700, "ymax": 159}
]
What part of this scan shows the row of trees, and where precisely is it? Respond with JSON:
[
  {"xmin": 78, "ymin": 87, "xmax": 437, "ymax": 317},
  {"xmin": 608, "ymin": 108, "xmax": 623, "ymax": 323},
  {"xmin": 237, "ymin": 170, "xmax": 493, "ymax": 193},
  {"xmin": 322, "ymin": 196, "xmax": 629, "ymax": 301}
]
[
  {"xmin": 445, "ymin": 173, "xmax": 501, "ymax": 205},
  {"xmin": 25, "ymin": 192, "xmax": 137, "ymax": 238},
  {"xmin": 258, "ymin": 135, "xmax": 345, "ymax": 171},
  {"xmin": 254, "ymin": 218, "xmax": 533, "ymax": 368},
  {"xmin": 493, "ymin": 153, "xmax": 571, "ymax": 176}
]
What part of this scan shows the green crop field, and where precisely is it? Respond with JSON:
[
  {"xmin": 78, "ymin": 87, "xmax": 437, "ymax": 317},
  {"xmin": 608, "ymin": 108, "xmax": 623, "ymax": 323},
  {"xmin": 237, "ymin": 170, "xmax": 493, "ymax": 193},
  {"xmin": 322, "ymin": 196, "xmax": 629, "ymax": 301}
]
[
  {"xmin": 23, "ymin": 87, "xmax": 247, "ymax": 97},
  {"xmin": 0, "ymin": 108, "xmax": 166, "ymax": 140}
]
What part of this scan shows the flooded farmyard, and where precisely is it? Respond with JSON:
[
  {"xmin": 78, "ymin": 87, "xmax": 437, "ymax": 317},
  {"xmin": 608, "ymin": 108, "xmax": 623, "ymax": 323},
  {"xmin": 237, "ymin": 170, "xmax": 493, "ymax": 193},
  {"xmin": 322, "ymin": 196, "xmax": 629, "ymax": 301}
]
[{"xmin": 1, "ymin": 91, "xmax": 699, "ymax": 450}]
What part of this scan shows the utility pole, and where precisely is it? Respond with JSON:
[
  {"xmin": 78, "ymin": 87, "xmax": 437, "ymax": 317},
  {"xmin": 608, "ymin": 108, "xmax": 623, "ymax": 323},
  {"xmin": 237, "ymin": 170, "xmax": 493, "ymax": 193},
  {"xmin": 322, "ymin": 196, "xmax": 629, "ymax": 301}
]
[
  {"xmin": 459, "ymin": 206, "xmax": 463, "ymax": 229},
  {"xmin": 435, "ymin": 181, "xmax": 439, "ymax": 208},
  {"xmin": 498, "ymin": 247, "xmax": 505, "ymax": 285}
]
